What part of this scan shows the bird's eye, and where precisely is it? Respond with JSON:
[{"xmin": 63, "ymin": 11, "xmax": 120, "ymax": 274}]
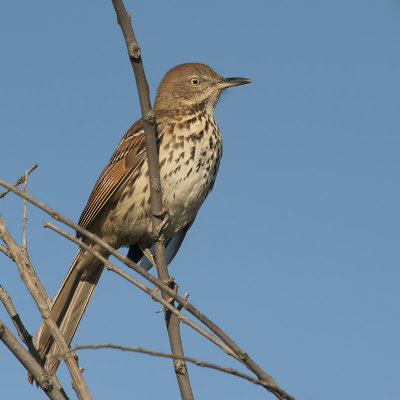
[{"xmin": 190, "ymin": 77, "xmax": 200, "ymax": 86}]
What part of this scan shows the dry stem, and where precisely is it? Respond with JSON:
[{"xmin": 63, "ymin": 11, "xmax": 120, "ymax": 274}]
[
  {"xmin": 0, "ymin": 216, "xmax": 91, "ymax": 400},
  {"xmin": 0, "ymin": 163, "xmax": 37, "ymax": 199},
  {"xmin": 0, "ymin": 180, "xmax": 294, "ymax": 400},
  {"xmin": 44, "ymin": 222, "xmax": 237, "ymax": 359},
  {"xmin": 0, "ymin": 321, "xmax": 66, "ymax": 400},
  {"xmin": 51, "ymin": 343, "xmax": 272, "ymax": 389},
  {"xmin": 111, "ymin": 1, "xmax": 193, "ymax": 398}
]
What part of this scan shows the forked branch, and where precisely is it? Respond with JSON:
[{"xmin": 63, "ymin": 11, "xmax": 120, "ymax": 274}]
[
  {"xmin": 0, "ymin": 163, "xmax": 37, "ymax": 200},
  {"xmin": 0, "ymin": 320, "xmax": 67, "ymax": 400},
  {"xmin": 0, "ymin": 180, "xmax": 294, "ymax": 400}
]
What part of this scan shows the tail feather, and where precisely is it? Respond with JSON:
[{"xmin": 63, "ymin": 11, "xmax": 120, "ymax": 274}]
[{"xmin": 33, "ymin": 251, "xmax": 103, "ymax": 375}]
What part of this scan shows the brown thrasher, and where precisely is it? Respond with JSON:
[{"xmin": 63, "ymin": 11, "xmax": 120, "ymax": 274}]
[{"xmin": 33, "ymin": 63, "xmax": 251, "ymax": 375}]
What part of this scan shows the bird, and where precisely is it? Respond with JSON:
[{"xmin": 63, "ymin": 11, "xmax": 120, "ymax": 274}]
[{"xmin": 32, "ymin": 62, "xmax": 251, "ymax": 376}]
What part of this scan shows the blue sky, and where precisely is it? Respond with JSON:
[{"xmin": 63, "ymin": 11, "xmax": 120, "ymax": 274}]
[{"xmin": 1, "ymin": 1, "xmax": 399, "ymax": 399}]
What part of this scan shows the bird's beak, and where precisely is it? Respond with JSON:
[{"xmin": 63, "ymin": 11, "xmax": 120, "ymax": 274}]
[{"xmin": 219, "ymin": 77, "xmax": 252, "ymax": 89}]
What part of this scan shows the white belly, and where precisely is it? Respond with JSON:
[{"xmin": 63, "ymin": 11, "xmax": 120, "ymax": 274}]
[
  {"xmin": 104, "ymin": 114, "xmax": 222, "ymax": 247},
  {"xmin": 161, "ymin": 134, "xmax": 222, "ymax": 238}
]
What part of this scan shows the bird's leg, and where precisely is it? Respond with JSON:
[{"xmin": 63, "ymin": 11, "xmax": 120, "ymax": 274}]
[
  {"xmin": 152, "ymin": 277, "xmax": 176, "ymax": 297},
  {"xmin": 155, "ymin": 279, "xmax": 182, "ymax": 313},
  {"xmin": 142, "ymin": 208, "xmax": 169, "ymax": 270}
]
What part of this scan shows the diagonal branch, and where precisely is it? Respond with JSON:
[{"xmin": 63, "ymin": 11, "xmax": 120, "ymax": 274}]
[
  {"xmin": 44, "ymin": 222, "xmax": 238, "ymax": 360},
  {"xmin": 0, "ymin": 243, "xmax": 14, "ymax": 260},
  {"xmin": 0, "ymin": 180, "xmax": 294, "ymax": 400},
  {"xmin": 0, "ymin": 285, "xmax": 41, "ymax": 363},
  {"xmin": 0, "ymin": 163, "xmax": 37, "ymax": 200},
  {"xmin": 0, "ymin": 285, "xmax": 69, "ymax": 399},
  {"xmin": 111, "ymin": 1, "xmax": 193, "ymax": 399},
  {"xmin": 50, "ymin": 343, "xmax": 272, "ymax": 389},
  {"xmin": 0, "ymin": 216, "xmax": 91, "ymax": 400},
  {"xmin": 0, "ymin": 320, "xmax": 67, "ymax": 400}
]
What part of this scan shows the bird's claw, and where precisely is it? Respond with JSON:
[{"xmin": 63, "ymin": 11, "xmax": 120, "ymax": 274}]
[
  {"xmin": 154, "ymin": 281, "xmax": 185, "ymax": 313},
  {"xmin": 151, "ymin": 208, "xmax": 170, "ymax": 241}
]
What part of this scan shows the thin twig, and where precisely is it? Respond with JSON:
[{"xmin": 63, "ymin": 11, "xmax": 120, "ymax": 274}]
[
  {"xmin": 50, "ymin": 343, "xmax": 271, "ymax": 389},
  {"xmin": 0, "ymin": 285, "xmax": 38, "ymax": 360},
  {"xmin": 0, "ymin": 320, "xmax": 67, "ymax": 400},
  {"xmin": 44, "ymin": 222, "xmax": 238, "ymax": 359},
  {"xmin": 0, "ymin": 163, "xmax": 37, "ymax": 200},
  {"xmin": 0, "ymin": 285, "xmax": 69, "ymax": 398},
  {"xmin": 0, "ymin": 216, "xmax": 92, "ymax": 400},
  {"xmin": 0, "ymin": 243, "xmax": 14, "ymax": 260},
  {"xmin": 22, "ymin": 170, "xmax": 28, "ymax": 249},
  {"xmin": 0, "ymin": 180, "xmax": 294, "ymax": 400},
  {"xmin": 111, "ymin": 1, "xmax": 193, "ymax": 398}
]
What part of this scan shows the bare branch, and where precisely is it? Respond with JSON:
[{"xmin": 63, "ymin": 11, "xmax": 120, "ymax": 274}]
[
  {"xmin": 44, "ymin": 222, "xmax": 238, "ymax": 360},
  {"xmin": 0, "ymin": 180, "xmax": 294, "ymax": 400},
  {"xmin": 0, "ymin": 243, "xmax": 14, "ymax": 260},
  {"xmin": 0, "ymin": 285, "xmax": 38, "ymax": 360},
  {"xmin": 110, "ymin": 1, "xmax": 193, "ymax": 398},
  {"xmin": 0, "ymin": 320, "xmax": 67, "ymax": 400},
  {"xmin": 0, "ymin": 285, "xmax": 68, "ymax": 397},
  {"xmin": 51, "ymin": 343, "xmax": 272, "ymax": 389},
  {"xmin": 22, "ymin": 170, "xmax": 28, "ymax": 249},
  {"xmin": 0, "ymin": 216, "xmax": 92, "ymax": 400},
  {"xmin": 0, "ymin": 163, "xmax": 37, "ymax": 200}
]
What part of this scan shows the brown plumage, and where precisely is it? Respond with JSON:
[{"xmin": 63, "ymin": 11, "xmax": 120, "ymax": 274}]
[{"xmin": 32, "ymin": 63, "xmax": 250, "ymax": 376}]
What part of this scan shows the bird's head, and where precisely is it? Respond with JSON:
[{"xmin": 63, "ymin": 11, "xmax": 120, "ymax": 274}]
[{"xmin": 154, "ymin": 63, "xmax": 251, "ymax": 112}]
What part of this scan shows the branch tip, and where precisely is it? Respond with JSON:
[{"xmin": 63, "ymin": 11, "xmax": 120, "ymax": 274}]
[{"xmin": 0, "ymin": 163, "xmax": 38, "ymax": 200}]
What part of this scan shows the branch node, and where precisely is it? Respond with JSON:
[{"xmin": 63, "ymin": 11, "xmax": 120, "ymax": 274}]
[
  {"xmin": 151, "ymin": 209, "xmax": 169, "ymax": 241},
  {"xmin": 164, "ymin": 277, "xmax": 175, "ymax": 286},
  {"xmin": 0, "ymin": 163, "xmax": 38, "ymax": 200},
  {"xmin": 152, "ymin": 207, "xmax": 167, "ymax": 219},
  {"xmin": 143, "ymin": 109, "xmax": 156, "ymax": 125},
  {"xmin": 128, "ymin": 43, "xmax": 141, "ymax": 59},
  {"xmin": 173, "ymin": 358, "xmax": 188, "ymax": 375},
  {"xmin": 151, "ymin": 179, "xmax": 161, "ymax": 193},
  {"xmin": 37, "ymin": 373, "xmax": 53, "ymax": 392}
]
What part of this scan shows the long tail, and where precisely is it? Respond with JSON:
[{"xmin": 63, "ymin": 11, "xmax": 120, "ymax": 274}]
[{"xmin": 33, "ymin": 250, "xmax": 103, "ymax": 376}]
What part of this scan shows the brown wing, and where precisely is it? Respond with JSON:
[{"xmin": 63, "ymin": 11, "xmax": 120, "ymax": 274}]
[{"xmin": 78, "ymin": 118, "xmax": 148, "ymax": 234}]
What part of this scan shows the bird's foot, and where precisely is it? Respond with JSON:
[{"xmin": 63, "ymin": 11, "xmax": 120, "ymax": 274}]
[
  {"xmin": 177, "ymin": 292, "xmax": 189, "ymax": 311},
  {"xmin": 149, "ymin": 208, "xmax": 170, "ymax": 241},
  {"xmin": 155, "ymin": 280, "xmax": 186, "ymax": 313}
]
